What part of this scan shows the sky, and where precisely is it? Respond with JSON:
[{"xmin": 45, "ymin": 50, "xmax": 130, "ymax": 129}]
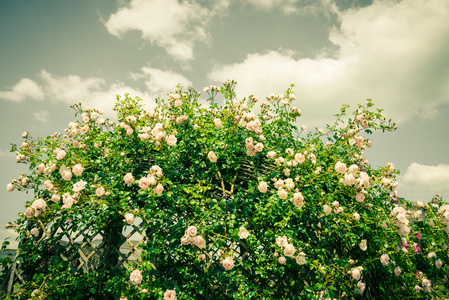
[{"xmin": 1, "ymin": 0, "xmax": 449, "ymax": 247}]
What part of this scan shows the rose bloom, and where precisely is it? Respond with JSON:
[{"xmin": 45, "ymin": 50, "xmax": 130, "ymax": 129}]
[
  {"xmin": 221, "ymin": 257, "xmax": 234, "ymax": 270},
  {"xmin": 73, "ymin": 180, "xmax": 87, "ymax": 192},
  {"xmin": 343, "ymin": 173, "xmax": 355, "ymax": 186},
  {"xmin": 207, "ymin": 151, "xmax": 217, "ymax": 162},
  {"xmin": 154, "ymin": 183, "xmax": 164, "ymax": 195},
  {"xmin": 180, "ymin": 235, "xmax": 190, "ymax": 245},
  {"xmin": 296, "ymin": 252, "xmax": 306, "ymax": 265},
  {"xmin": 139, "ymin": 177, "xmax": 150, "ymax": 190},
  {"xmin": 6, "ymin": 183, "xmax": 14, "ymax": 192},
  {"xmin": 30, "ymin": 228, "xmax": 39, "ymax": 237},
  {"xmin": 214, "ymin": 119, "xmax": 222, "ymax": 127},
  {"xmin": 435, "ymin": 259, "xmax": 442, "ymax": 269},
  {"xmin": 359, "ymin": 240, "xmax": 367, "ymax": 251},
  {"xmin": 164, "ymin": 290, "xmax": 177, "ymax": 300},
  {"xmin": 96, "ymin": 186, "xmax": 105, "ymax": 197},
  {"xmin": 51, "ymin": 194, "xmax": 61, "ymax": 203},
  {"xmin": 238, "ymin": 226, "xmax": 250, "ymax": 239},
  {"xmin": 357, "ymin": 281, "xmax": 366, "ymax": 294},
  {"xmin": 124, "ymin": 213, "xmax": 134, "ymax": 225},
  {"xmin": 254, "ymin": 143, "xmax": 264, "ymax": 152},
  {"xmin": 277, "ymin": 188, "xmax": 288, "ymax": 200},
  {"xmin": 72, "ymin": 164, "xmax": 84, "ymax": 176},
  {"xmin": 191, "ymin": 235, "xmax": 206, "ymax": 249},
  {"xmin": 351, "ymin": 267, "xmax": 362, "ymax": 280},
  {"xmin": 356, "ymin": 192, "xmax": 365, "ymax": 203},
  {"xmin": 283, "ymin": 243, "xmax": 295, "ymax": 257},
  {"xmin": 274, "ymin": 179, "xmax": 284, "ymax": 189},
  {"xmin": 186, "ymin": 226, "xmax": 197, "ymax": 237},
  {"xmin": 147, "ymin": 175, "xmax": 157, "ymax": 186},
  {"xmin": 334, "ymin": 161, "xmax": 347, "ymax": 174},
  {"xmin": 123, "ymin": 173, "xmax": 134, "ymax": 185},
  {"xmin": 398, "ymin": 225, "xmax": 410, "ymax": 236},
  {"xmin": 294, "ymin": 153, "xmax": 305, "ymax": 164},
  {"xmin": 276, "ymin": 236, "xmax": 288, "ymax": 247},
  {"xmin": 62, "ymin": 193, "xmax": 74, "ymax": 209},
  {"xmin": 353, "ymin": 212, "xmax": 360, "ymax": 221},
  {"xmin": 293, "ymin": 192, "xmax": 304, "ymax": 208},
  {"xmin": 61, "ymin": 170, "xmax": 72, "ymax": 181},
  {"xmin": 279, "ymin": 256, "xmax": 286, "ymax": 264},
  {"xmin": 348, "ymin": 164, "xmax": 358, "ymax": 175},
  {"xmin": 56, "ymin": 150, "xmax": 66, "ymax": 160},
  {"xmin": 394, "ymin": 266, "xmax": 401, "ymax": 276},
  {"xmin": 33, "ymin": 199, "xmax": 47, "ymax": 210},
  {"xmin": 323, "ymin": 204, "xmax": 332, "ymax": 216},
  {"xmin": 166, "ymin": 135, "xmax": 177, "ymax": 146},
  {"xmin": 129, "ymin": 269, "xmax": 142, "ymax": 285},
  {"xmin": 267, "ymin": 151, "xmax": 276, "ymax": 159},
  {"xmin": 380, "ymin": 254, "xmax": 390, "ymax": 266},
  {"xmin": 258, "ymin": 181, "xmax": 268, "ymax": 193}
]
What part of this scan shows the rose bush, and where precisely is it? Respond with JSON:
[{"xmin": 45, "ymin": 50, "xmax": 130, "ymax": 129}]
[{"xmin": 1, "ymin": 81, "xmax": 449, "ymax": 299}]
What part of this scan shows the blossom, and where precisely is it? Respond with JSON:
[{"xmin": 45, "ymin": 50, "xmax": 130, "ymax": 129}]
[
  {"xmin": 296, "ymin": 252, "xmax": 306, "ymax": 265},
  {"xmin": 254, "ymin": 143, "xmax": 264, "ymax": 152},
  {"xmin": 138, "ymin": 177, "xmax": 150, "ymax": 190},
  {"xmin": 214, "ymin": 119, "xmax": 222, "ymax": 127},
  {"xmin": 350, "ymin": 267, "xmax": 363, "ymax": 280},
  {"xmin": 96, "ymin": 186, "xmax": 105, "ymax": 197},
  {"xmin": 124, "ymin": 213, "xmax": 134, "ymax": 225},
  {"xmin": 276, "ymin": 236, "xmax": 288, "ymax": 247},
  {"xmin": 342, "ymin": 173, "xmax": 355, "ymax": 186},
  {"xmin": 32, "ymin": 199, "xmax": 47, "ymax": 210},
  {"xmin": 51, "ymin": 194, "xmax": 60, "ymax": 203},
  {"xmin": 357, "ymin": 281, "xmax": 366, "ymax": 294},
  {"xmin": 207, "ymin": 151, "xmax": 217, "ymax": 162},
  {"xmin": 279, "ymin": 256, "xmax": 286, "ymax": 264},
  {"xmin": 164, "ymin": 290, "xmax": 177, "ymax": 300},
  {"xmin": 238, "ymin": 226, "xmax": 250, "ymax": 239},
  {"xmin": 292, "ymin": 192, "xmax": 304, "ymax": 208},
  {"xmin": 295, "ymin": 153, "xmax": 305, "ymax": 163},
  {"xmin": 56, "ymin": 150, "xmax": 66, "ymax": 160},
  {"xmin": 394, "ymin": 266, "xmax": 401, "ymax": 276},
  {"xmin": 323, "ymin": 204, "xmax": 332, "ymax": 216},
  {"xmin": 154, "ymin": 183, "xmax": 164, "ymax": 195},
  {"xmin": 166, "ymin": 135, "xmax": 177, "ymax": 146},
  {"xmin": 335, "ymin": 161, "xmax": 347, "ymax": 174},
  {"xmin": 186, "ymin": 226, "xmax": 197, "ymax": 237},
  {"xmin": 435, "ymin": 259, "xmax": 442, "ymax": 269},
  {"xmin": 180, "ymin": 235, "xmax": 190, "ymax": 245},
  {"xmin": 61, "ymin": 170, "xmax": 73, "ymax": 181},
  {"xmin": 258, "ymin": 181, "xmax": 268, "ymax": 193},
  {"xmin": 221, "ymin": 257, "xmax": 234, "ymax": 270},
  {"xmin": 283, "ymin": 244, "xmax": 295, "ymax": 257},
  {"xmin": 6, "ymin": 183, "xmax": 14, "ymax": 192},
  {"xmin": 62, "ymin": 193, "xmax": 74, "ymax": 209},
  {"xmin": 380, "ymin": 254, "xmax": 390, "ymax": 266},
  {"xmin": 267, "ymin": 151, "xmax": 276, "ymax": 159},
  {"xmin": 129, "ymin": 269, "xmax": 142, "ymax": 285},
  {"xmin": 277, "ymin": 188, "xmax": 288, "ymax": 200},
  {"xmin": 73, "ymin": 180, "xmax": 87, "ymax": 192},
  {"xmin": 123, "ymin": 173, "xmax": 134, "ymax": 185},
  {"xmin": 359, "ymin": 239, "xmax": 367, "ymax": 251},
  {"xmin": 427, "ymin": 252, "xmax": 436, "ymax": 259},
  {"xmin": 353, "ymin": 212, "xmax": 360, "ymax": 221},
  {"xmin": 30, "ymin": 228, "xmax": 39, "ymax": 237},
  {"xmin": 356, "ymin": 192, "xmax": 365, "ymax": 203},
  {"xmin": 191, "ymin": 235, "xmax": 206, "ymax": 248},
  {"xmin": 72, "ymin": 164, "xmax": 84, "ymax": 176}
]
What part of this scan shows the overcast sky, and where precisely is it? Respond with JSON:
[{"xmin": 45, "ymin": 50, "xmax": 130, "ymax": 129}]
[{"xmin": 1, "ymin": 0, "xmax": 449, "ymax": 246}]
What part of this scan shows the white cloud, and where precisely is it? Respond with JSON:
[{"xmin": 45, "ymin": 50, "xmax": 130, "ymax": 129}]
[
  {"xmin": 132, "ymin": 67, "xmax": 193, "ymax": 99},
  {"xmin": 209, "ymin": 0, "xmax": 449, "ymax": 124},
  {"xmin": 33, "ymin": 110, "xmax": 50, "ymax": 123},
  {"xmin": 105, "ymin": 0, "xmax": 229, "ymax": 61},
  {"xmin": 397, "ymin": 163, "xmax": 449, "ymax": 202},
  {"xmin": 246, "ymin": 0, "xmax": 338, "ymax": 15},
  {"xmin": 0, "ymin": 78, "xmax": 44, "ymax": 102}
]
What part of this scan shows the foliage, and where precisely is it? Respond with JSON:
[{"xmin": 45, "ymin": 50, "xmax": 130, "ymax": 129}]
[{"xmin": 2, "ymin": 81, "xmax": 449, "ymax": 299}]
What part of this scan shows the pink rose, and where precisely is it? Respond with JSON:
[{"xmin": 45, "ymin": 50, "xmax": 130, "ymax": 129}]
[
  {"xmin": 356, "ymin": 192, "xmax": 365, "ymax": 203},
  {"xmin": 62, "ymin": 193, "xmax": 74, "ymax": 209},
  {"xmin": 30, "ymin": 228, "xmax": 39, "ymax": 237},
  {"xmin": 258, "ymin": 181, "xmax": 268, "ymax": 193},
  {"xmin": 124, "ymin": 213, "xmax": 134, "ymax": 225},
  {"xmin": 394, "ymin": 266, "xmax": 401, "ymax": 276},
  {"xmin": 96, "ymin": 186, "xmax": 105, "ymax": 197},
  {"xmin": 56, "ymin": 150, "xmax": 66, "ymax": 160},
  {"xmin": 139, "ymin": 177, "xmax": 150, "ymax": 190},
  {"xmin": 51, "ymin": 194, "xmax": 60, "ymax": 203},
  {"xmin": 279, "ymin": 256, "xmax": 286, "ymax": 264},
  {"xmin": 293, "ymin": 192, "xmax": 304, "ymax": 208},
  {"xmin": 123, "ymin": 173, "xmax": 134, "ymax": 185},
  {"xmin": 154, "ymin": 183, "xmax": 164, "ymax": 195},
  {"xmin": 380, "ymin": 254, "xmax": 390, "ymax": 266},
  {"xmin": 254, "ymin": 143, "xmax": 264, "ymax": 152},
  {"xmin": 73, "ymin": 180, "xmax": 87, "ymax": 192},
  {"xmin": 207, "ymin": 151, "xmax": 217, "ymax": 162},
  {"xmin": 191, "ymin": 235, "xmax": 206, "ymax": 249},
  {"xmin": 6, "ymin": 183, "xmax": 14, "ymax": 192},
  {"xmin": 277, "ymin": 189, "xmax": 288, "ymax": 200},
  {"xmin": 323, "ymin": 204, "xmax": 332, "ymax": 216},
  {"xmin": 221, "ymin": 257, "xmax": 234, "ymax": 270},
  {"xmin": 343, "ymin": 173, "xmax": 355, "ymax": 186},
  {"xmin": 351, "ymin": 267, "xmax": 362, "ymax": 280},
  {"xmin": 32, "ymin": 199, "xmax": 47, "ymax": 210},
  {"xmin": 276, "ymin": 236, "xmax": 288, "ymax": 247},
  {"xmin": 180, "ymin": 235, "xmax": 190, "ymax": 245},
  {"xmin": 166, "ymin": 135, "xmax": 177, "ymax": 146},
  {"xmin": 164, "ymin": 290, "xmax": 177, "ymax": 300},
  {"xmin": 129, "ymin": 269, "xmax": 142, "ymax": 285},
  {"xmin": 61, "ymin": 170, "xmax": 72, "ymax": 181},
  {"xmin": 267, "ymin": 151, "xmax": 276, "ymax": 159},
  {"xmin": 72, "ymin": 164, "xmax": 84, "ymax": 176},
  {"xmin": 283, "ymin": 244, "xmax": 295, "ymax": 257},
  {"xmin": 186, "ymin": 226, "xmax": 197, "ymax": 237},
  {"xmin": 335, "ymin": 161, "xmax": 347, "ymax": 174},
  {"xmin": 214, "ymin": 119, "xmax": 222, "ymax": 128}
]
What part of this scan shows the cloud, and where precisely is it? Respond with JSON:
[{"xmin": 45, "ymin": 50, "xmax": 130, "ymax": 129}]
[
  {"xmin": 397, "ymin": 163, "xmax": 449, "ymax": 202},
  {"xmin": 209, "ymin": 0, "xmax": 449, "ymax": 124},
  {"xmin": 131, "ymin": 67, "xmax": 193, "ymax": 99},
  {"xmin": 104, "ymin": 0, "xmax": 229, "ymax": 61},
  {"xmin": 33, "ymin": 110, "xmax": 50, "ymax": 123},
  {"xmin": 246, "ymin": 0, "xmax": 338, "ymax": 15},
  {"xmin": 0, "ymin": 78, "xmax": 44, "ymax": 102}
]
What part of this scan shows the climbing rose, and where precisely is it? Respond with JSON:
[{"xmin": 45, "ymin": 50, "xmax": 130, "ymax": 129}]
[
  {"xmin": 96, "ymin": 186, "xmax": 105, "ymax": 197},
  {"xmin": 258, "ymin": 181, "xmax": 268, "ymax": 193},
  {"xmin": 72, "ymin": 164, "xmax": 84, "ymax": 176},
  {"xmin": 164, "ymin": 290, "xmax": 177, "ymax": 300},
  {"xmin": 380, "ymin": 254, "xmax": 390, "ymax": 266},
  {"xmin": 186, "ymin": 226, "xmax": 197, "ymax": 237},
  {"xmin": 221, "ymin": 257, "xmax": 234, "ymax": 270},
  {"xmin": 238, "ymin": 226, "xmax": 250, "ymax": 239},
  {"xmin": 129, "ymin": 269, "xmax": 142, "ymax": 285},
  {"xmin": 207, "ymin": 151, "xmax": 217, "ymax": 162},
  {"xmin": 279, "ymin": 256, "xmax": 286, "ymax": 264},
  {"xmin": 335, "ymin": 161, "xmax": 347, "ymax": 174},
  {"xmin": 124, "ymin": 213, "xmax": 134, "ymax": 225},
  {"xmin": 123, "ymin": 173, "xmax": 134, "ymax": 185},
  {"xmin": 56, "ymin": 150, "xmax": 66, "ymax": 160}
]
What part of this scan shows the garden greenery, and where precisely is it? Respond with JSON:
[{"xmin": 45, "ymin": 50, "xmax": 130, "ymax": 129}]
[{"xmin": 2, "ymin": 81, "xmax": 449, "ymax": 299}]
